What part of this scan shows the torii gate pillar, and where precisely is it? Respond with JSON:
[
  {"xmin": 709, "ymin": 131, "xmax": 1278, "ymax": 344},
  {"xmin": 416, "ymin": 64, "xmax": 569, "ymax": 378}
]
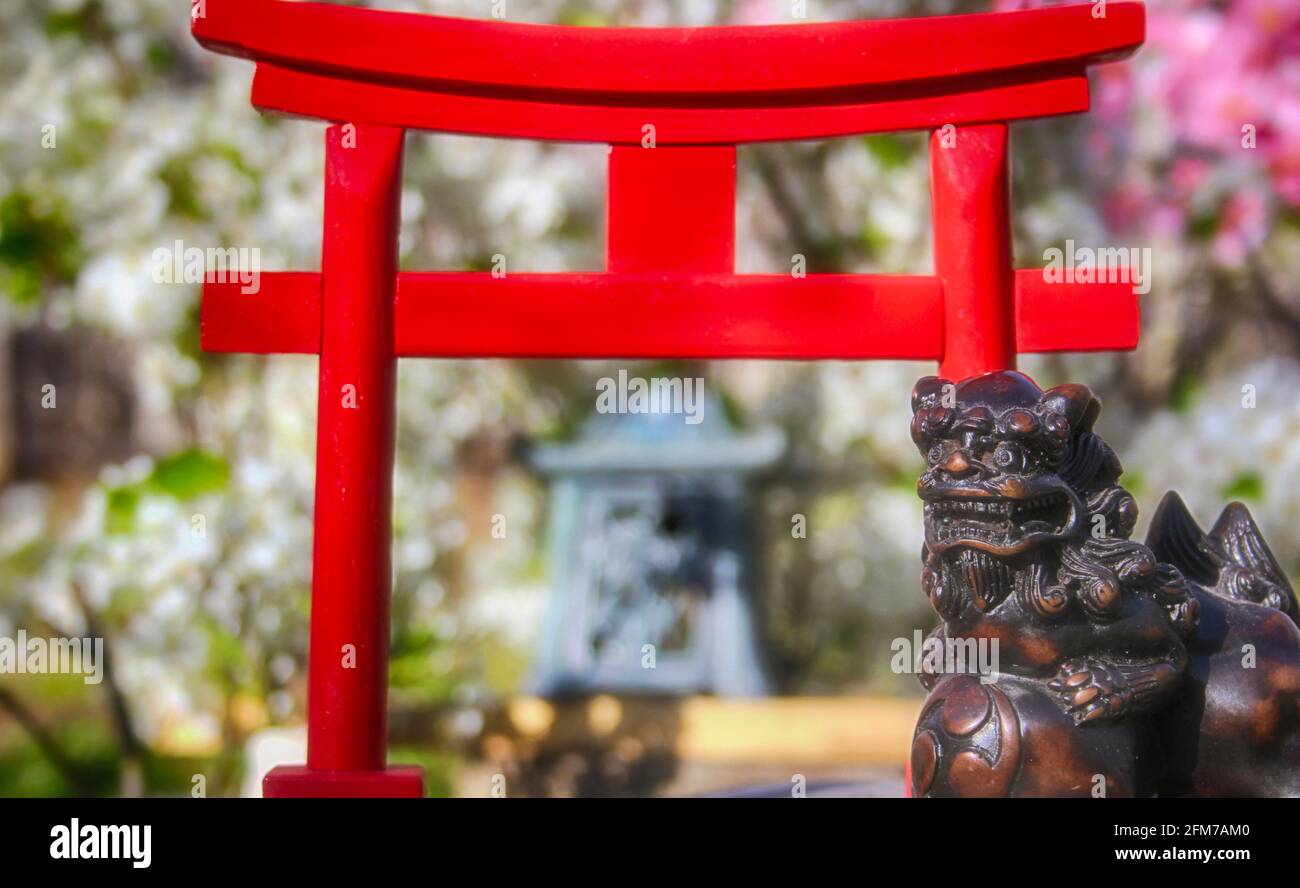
[{"xmin": 265, "ymin": 126, "xmax": 422, "ymax": 797}]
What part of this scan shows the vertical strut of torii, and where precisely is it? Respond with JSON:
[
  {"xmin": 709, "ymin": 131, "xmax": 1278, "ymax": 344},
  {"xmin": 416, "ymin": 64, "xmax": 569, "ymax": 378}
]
[{"xmin": 191, "ymin": 0, "xmax": 1146, "ymax": 797}]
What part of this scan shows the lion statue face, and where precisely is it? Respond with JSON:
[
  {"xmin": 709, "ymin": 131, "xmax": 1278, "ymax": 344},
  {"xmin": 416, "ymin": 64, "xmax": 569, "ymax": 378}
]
[{"xmin": 911, "ymin": 371, "xmax": 1125, "ymax": 559}]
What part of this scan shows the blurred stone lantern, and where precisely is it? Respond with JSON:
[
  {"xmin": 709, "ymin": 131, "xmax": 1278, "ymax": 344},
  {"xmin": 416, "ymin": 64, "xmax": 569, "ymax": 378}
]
[{"xmin": 526, "ymin": 390, "xmax": 783, "ymax": 698}]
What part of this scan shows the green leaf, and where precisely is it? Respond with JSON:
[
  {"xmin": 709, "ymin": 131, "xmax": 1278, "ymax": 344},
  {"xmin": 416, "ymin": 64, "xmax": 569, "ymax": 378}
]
[
  {"xmin": 0, "ymin": 191, "xmax": 84, "ymax": 304},
  {"xmin": 1169, "ymin": 377, "xmax": 1200, "ymax": 414},
  {"xmin": 863, "ymin": 134, "xmax": 917, "ymax": 169},
  {"xmin": 1121, "ymin": 470, "xmax": 1146, "ymax": 496},
  {"xmin": 860, "ymin": 222, "xmax": 890, "ymax": 257},
  {"xmin": 104, "ymin": 486, "xmax": 140, "ymax": 536},
  {"xmin": 148, "ymin": 450, "xmax": 230, "ymax": 500},
  {"xmin": 157, "ymin": 155, "xmax": 205, "ymax": 221},
  {"xmin": 1221, "ymin": 471, "xmax": 1264, "ymax": 502},
  {"xmin": 145, "ymin": 40, "xmax": 174, "ymax": 74}
]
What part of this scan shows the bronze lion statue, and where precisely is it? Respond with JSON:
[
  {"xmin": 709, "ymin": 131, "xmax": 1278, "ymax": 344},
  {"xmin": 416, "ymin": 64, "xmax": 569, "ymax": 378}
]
[{"xmin": 907, "ymin": 371, "xmax": 1300, "ymax": 797}]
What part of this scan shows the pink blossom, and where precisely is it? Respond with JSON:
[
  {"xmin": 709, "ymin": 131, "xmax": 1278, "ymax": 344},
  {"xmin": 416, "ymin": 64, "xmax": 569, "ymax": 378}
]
[
  {"xmin": 1213, "ymin": 188, "xmax": 1269, "ymax": 265},
  {"xmin": 729, "ymin": 0, "xmax": 783, "ymax": 26},
  {"xmin": 986, "ymin": 1, "xmax": 1298, "ymax": 244}
]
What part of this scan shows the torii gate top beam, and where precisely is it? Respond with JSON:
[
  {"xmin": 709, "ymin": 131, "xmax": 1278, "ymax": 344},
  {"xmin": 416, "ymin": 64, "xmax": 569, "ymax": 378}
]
[
  {"xmin": 193, "ymin": 1, "xmax": 1144, "ymax": 379},
  {"xmin": 193, "ymin": 0, "xmax": 1144, "ymax": 144}
]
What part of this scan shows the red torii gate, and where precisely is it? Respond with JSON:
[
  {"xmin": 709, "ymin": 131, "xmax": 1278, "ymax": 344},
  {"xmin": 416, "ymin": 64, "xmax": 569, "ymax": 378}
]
[{"xmin": 191, "ymin": 0, "xmax": 1145, "ymax": 797}]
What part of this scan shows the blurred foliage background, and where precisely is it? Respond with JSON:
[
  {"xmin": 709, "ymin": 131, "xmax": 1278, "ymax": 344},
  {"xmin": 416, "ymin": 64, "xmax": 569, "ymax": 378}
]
[{"xmin": 0, "ymin": 0, "xmax": 1298, "ymax": 795}]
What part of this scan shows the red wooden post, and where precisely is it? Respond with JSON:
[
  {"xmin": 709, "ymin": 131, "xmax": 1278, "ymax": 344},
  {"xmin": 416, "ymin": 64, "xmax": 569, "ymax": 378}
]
[
  {"xmin": 263, "ymin": 124, "xmax": 423, "ymax": 798},
  {"xmin": 607, "ymin": 145, "xmax": 735, "ymax": 272},
  {"xmin": 931, "ymin": 123, "xmax": 1016, "ymax": 381}
]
